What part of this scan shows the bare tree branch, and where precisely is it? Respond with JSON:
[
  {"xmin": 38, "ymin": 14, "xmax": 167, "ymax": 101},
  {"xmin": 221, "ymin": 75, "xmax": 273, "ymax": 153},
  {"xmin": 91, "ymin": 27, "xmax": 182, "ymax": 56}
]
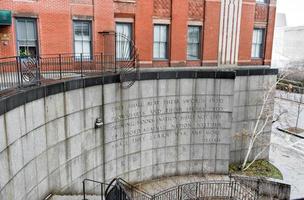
[{"xmin": 240, "ymin": 68, "xmax": 302, "ymax": 171}]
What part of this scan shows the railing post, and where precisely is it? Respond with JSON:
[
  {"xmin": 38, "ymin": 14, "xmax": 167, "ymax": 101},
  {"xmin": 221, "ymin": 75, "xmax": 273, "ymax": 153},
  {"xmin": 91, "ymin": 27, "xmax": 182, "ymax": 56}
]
[
  {"xmin": 101, "ymin": 52, "xmax": 104, "ymax": 73},
  {"xmin": 256, "ymin": 179, "xmax": 260, "ymax": 200},
  {"xmin": 36, "ymin": 55, "xmax": 41, "ymax": 86},
  {"xmin": 100, "ymin": 183, "xmax": 103, "ymax": 200},
  {"xmin": 229, "ymin": 174, "xmax": 233, "ymax": 199},
  {"xmin": 16, "ymin": 56, "xmax": 21, "ymax": 88},
  {"xmin": 83, "ymin": 180, "xmax": 86, "ymax": 200},
  {"xmin": 178, "ymin": 185, "xmax": 181, "ymax": 200},
  {"xmin": 59, "ymin": 54, "xmax": 62, "ymax": 79},
  {"xmin": 19, "ymin": 56, "xmax": 24, "ymax": 88},
  {"xmin": 80, "ymin": 53, "xmax": 83, "ymax": 77}
]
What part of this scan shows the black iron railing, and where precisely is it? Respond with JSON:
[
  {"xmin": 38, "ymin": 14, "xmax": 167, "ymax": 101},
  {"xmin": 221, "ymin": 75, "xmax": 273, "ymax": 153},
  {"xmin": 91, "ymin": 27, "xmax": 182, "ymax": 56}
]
[
  {"xmin": 277, "ymin": 78, "xmax": 304, "ymax": 94},
  {"xmin": 94, "ymin": 176, "xmax": 290, "ymax": 200},
  {"xmin": 100, "ymin": 178, "xmax": 259, "ymax": 200},
  {"xmin": 0, "ymin": 53, "xmax": 117, "ymax": 92},
  {"xmin": 0, "ymin": 32, "xmax": 141, "ymax": 92},
  {"xmin": 151, "ymin": 180, "xmax": 256, "ymax": 200},
  {"xmin": 82, "ymin": 179, "xmax": 109, "ymax": 200}
]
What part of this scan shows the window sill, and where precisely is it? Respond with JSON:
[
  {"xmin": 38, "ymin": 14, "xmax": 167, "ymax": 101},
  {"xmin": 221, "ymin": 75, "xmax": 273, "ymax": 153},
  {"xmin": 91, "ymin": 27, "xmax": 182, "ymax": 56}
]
[
  {"xmin": 255, "ymin": 2, "xmax": 269, "ymax": 5},
  {"xmin": 187, "ymin": 59, "xmax": 201, "ymax": 61},
  {"xmin": 153, "ymin": 59, "xmax": 169, "ymax": 61}
]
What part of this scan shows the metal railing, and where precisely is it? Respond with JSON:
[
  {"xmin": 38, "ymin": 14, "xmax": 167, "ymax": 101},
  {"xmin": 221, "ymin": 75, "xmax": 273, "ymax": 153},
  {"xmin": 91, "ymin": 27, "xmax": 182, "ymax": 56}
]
[
  {"xmin": 233, "ymin": 175, "xmax": 291, "ymax": 200},
  {"xmin": 85, "ymin": 176, "xmax": 290, "ymax": 200},
  {"xmin": 103, "ymin": 178, "xmax": 258, "ymax": 200},
  {"xmin": 82, "ymin": 178, "xmax": 110, "ymax": 200},
  {"xmin": 151, "ymin": 180, "xmax": 256, "ymax": 200},
  {"xmin": 0, "ymin": 53, "xmax": 117, "ymax": 92},
  {"xmin": 277, "ymin": 79, "xmax": 304, "ymax": 94},
  {"xmin": 105, "ymin": 178, "xmax": 151, "ymax": 200}
]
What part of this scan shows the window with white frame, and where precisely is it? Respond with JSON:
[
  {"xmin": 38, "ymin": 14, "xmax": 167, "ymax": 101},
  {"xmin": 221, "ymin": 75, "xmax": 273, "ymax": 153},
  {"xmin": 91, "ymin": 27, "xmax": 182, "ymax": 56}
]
[
  {"xmin": 116, "ymin": 22, "xmax": 132, "ymax": 60},
  {"xmin": 187, "ymin": 26, "xmax": 201, "ymax": 60},
  {"xmin": 153, "ymin": 24, "xmax": 168, "ymax": 59},
  {"xmin": 73, "ymin": 21, "xmax": 92, "ymax": 57},
  {"xmin": 251, "ymin": 28, "xmax": 265, "ymax": 58},
  {"xmin": 16, "ymin": 18, "xmax": 38, "ymax": 57}
]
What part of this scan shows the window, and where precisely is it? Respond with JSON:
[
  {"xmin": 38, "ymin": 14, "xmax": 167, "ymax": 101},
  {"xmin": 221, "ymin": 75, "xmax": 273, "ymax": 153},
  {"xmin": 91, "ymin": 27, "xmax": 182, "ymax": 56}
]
[
  {"xmin": 73, "ymin": 21, "xmax": 92, "ymax": 57},
  {"xmin": 187, "ymin": 26, "xmax": 201, "ymax": 60},
  {"xmin": 116, "ymin": 23, "xmax": 132, "ymax": 60},
  {"xmin": 256, "ymin": 0, "xmax": 267, "ymax": 3},
  {"xmin": 16, "ymin": 18, "xmax": 38, "ymax": 57},
  {"xmin": 251, "ymin": 28, "xmax": 265, "ymax": 58},
  {"xmin": 153, "ymin": 24, "xmax": 168, "ymax": 59}
]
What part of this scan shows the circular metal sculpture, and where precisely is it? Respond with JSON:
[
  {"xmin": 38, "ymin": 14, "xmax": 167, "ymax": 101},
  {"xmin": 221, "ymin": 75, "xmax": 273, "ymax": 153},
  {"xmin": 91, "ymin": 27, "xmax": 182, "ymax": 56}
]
[
  {"xmin": 115, "ymin": 33, "xmax": 139, "ymax": 89},
  {"xmin": 20, "ymin": 57, "xmax": 40, "ymax": 84}
]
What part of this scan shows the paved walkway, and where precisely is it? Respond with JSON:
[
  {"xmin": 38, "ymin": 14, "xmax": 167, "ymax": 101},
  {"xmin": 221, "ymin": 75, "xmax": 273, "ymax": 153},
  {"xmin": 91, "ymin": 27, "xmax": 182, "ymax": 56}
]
[
  {"xmin": 135, "ymin": 175, "xmax": 229, "ymax": 195},
  {"xmin": 270, "ymin": 130, "xmax": 304, "ymax": 199},
  {"xmin": 270, "ymin": 91, "xmax": 304, "ymax": 199}
]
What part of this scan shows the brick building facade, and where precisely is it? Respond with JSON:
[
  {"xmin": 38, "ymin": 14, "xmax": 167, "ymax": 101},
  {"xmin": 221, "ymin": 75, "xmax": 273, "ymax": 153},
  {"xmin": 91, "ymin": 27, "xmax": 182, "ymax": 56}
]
[{"xmin": 0, "ymin": 0, "xmax": 276, "ymax": 67}]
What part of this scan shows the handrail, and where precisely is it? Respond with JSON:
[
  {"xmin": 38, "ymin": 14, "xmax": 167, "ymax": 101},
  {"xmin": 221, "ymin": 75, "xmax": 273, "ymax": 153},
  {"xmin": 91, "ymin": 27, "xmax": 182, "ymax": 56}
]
[
  {"xmin": 106, "ymin": 178, "xmax": 134, "ymax": 200},
  {"xmin": 83, "ymin": 179, "xmax": 109, "ymax": 200},
  {"xmin": 104, "ymin": 178, "xmax": 118, "ymax": 197},
  {"xmin": 105, "ymin": 178, "xmax": 152, "ymax": 200},
  {"xmin": 88, "ymin": 175, "xmax": 290, "ymax": 200},
  {"xmin": 0, "ymin": 53, "xmax": 118, "ymax": 92}
]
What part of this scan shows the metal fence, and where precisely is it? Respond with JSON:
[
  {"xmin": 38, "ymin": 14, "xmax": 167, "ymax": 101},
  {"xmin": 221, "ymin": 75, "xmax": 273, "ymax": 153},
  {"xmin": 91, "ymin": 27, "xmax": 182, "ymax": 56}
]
[
  {"xmin": 0, "ymin": 53, "xmax": 117, "ymax": 92},
  {"xmin": 150, "ymin": 181, "xmax": 256, "ymax": 200},
  {"xmin": 99, "ymin": 176, "xmax": 290, "ymax": 200},
  {"xmin": 233, "ymin": 175, "xmax": 291, "ymax": 200},
  {"xmin": 102, "ymin": 178, "xmax": 258, "ymax": 200},
  {"xmin": 277, "ymin": 79, "xmax": 304, "ymax": 94}
]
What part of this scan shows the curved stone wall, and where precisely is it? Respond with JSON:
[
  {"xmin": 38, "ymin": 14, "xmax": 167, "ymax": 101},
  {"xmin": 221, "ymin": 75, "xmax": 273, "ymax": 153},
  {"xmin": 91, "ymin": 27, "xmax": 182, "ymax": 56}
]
[{"xmin": 0, "ymin": 69, "xmax": 277, "ymax": 200}]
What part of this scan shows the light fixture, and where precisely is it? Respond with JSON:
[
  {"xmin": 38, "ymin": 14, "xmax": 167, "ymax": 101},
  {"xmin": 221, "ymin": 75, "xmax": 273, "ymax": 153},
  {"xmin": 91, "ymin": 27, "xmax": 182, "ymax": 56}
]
[{"xmin": 95, "ymin": 118, "xmax": 103, "ymax": 129}]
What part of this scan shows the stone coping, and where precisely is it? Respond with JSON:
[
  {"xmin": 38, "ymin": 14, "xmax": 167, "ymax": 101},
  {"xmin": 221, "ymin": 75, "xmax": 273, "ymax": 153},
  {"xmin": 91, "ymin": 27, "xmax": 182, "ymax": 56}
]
[{"xmin": 0, "ymin": 67, "xmax": 278, "ymax": 115}]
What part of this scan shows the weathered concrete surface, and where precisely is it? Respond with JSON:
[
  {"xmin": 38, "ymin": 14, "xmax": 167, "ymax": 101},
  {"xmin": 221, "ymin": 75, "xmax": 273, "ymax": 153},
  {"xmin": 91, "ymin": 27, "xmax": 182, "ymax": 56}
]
[
  {"xmin": 270, "ymin": 134, "xmax": 304, "ymax": 199},
  {"xmin": 0, "ymin": 71, "xmax": 277, "ymax": 200},
  {"xmin": 270, "ymin": 91, "xmax": 304, "ymax": 199},
  {"xmin": 230, "ymin": 75, "xmax": 276, "ymax": 163},
  {"xmin": 135, "ymin": 175, "xmax": 230, "ymax": 195}
]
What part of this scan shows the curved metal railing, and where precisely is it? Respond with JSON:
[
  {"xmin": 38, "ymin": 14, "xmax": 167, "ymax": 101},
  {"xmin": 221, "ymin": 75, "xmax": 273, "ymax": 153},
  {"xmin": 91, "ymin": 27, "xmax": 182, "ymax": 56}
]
[
  {"xmin": 0, "ymin": 32, "xmax": 140, "ymax": 93},
  {"xmin": 103, "ymin": 177, "xmax": 257, "ymax": 200},
  {"xmin": 114, "ymin": 32, "xmax": 139, "ymax": 89}
]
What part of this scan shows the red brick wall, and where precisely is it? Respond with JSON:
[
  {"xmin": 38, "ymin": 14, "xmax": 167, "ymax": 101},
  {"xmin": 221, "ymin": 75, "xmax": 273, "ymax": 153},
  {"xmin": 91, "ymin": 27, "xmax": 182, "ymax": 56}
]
[
  {"xmin": 188, "ymin": 0, "xmax": 204, "ymax": 20},
  {"xmin": 153, "ymin": 0, "xmax": 171, "ymax": 18},
  {"xmin": 264, "ymin": 1, "xmax": 276, "ymax": 65},
  {"xmin": 202, "ymin": 0, "xmax": 221, "ymax": 66},
  {"xmin": 238, "ymin": 0, "xmax": 256, "ymax": 65},
  {"xmin": 170, "ymin": 0, "xmax": 188, "ymax": 66},
  {"xmin": 238, "ymin": 0, "xmax": 276, "ymax": 66},
  {"xmin": 0, "ymin": 0, "xmax": 276, "ymax": 67},
  {"xmin": 135, "ymin": 0, "xmax": 153, "ymax": 67}
]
